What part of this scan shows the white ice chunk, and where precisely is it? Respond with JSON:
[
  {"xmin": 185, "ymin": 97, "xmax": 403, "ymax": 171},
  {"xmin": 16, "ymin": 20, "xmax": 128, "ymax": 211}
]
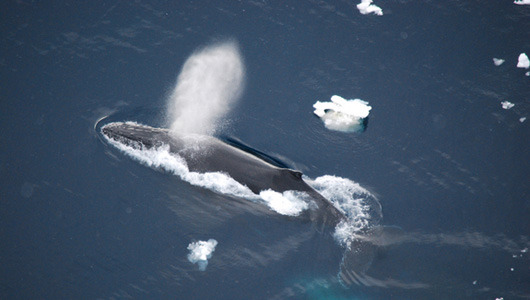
[
  {"xmin": 313, "ymin": 95, "xmax": 372, "ymax": 132},
  {"xmin": 501, "ymin": 101, "xmax": 515, "ymax": 110},
  {"xmin": 517, "ymin": 53, "xmax": 529, "ymax": 69},
  {"xmin": 259, "ymin": 190, "xmax": 309, "ymax": 216},
  {"xmin": 525, "ymin": 71, "xmax": 529, "ymax": 76},
  {"xmin": 514, "ymin": 0, "xmax": 530, "ymax": 5},
  {"xmin": 520, "ymin": 117, "xmax": 527, "ymax": 123},
  {"xmin": 493, "ymin": 58, "xmax": 505, "ymax": 66},
  {"xmin": 187, "ymin": 239, "xmax": 218, "ymax": 271},
  {"xmin": 357, "ymin": 0, "xmax": 383, "ymax": 16}
]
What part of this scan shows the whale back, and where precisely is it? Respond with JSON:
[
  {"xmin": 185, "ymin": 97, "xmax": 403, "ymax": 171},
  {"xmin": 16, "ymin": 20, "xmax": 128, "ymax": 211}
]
[{"xmin": 102, "ymin": 122, "xmax": 344, "ymax": 229}]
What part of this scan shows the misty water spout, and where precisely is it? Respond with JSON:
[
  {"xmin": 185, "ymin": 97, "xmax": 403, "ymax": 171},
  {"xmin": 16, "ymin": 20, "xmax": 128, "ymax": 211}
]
[{"xmin": 167, "ymin": 41, "xmax": 245, "ymax": 136}]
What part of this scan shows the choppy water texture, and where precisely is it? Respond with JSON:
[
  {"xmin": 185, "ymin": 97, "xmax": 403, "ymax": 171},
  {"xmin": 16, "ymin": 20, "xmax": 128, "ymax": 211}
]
[{"xmin": 1, "ymin": 1, "xmax": 529, "ymax": 299}]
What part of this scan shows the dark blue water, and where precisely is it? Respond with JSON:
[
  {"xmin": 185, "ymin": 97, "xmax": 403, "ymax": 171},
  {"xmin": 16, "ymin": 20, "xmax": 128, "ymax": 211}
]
[{"xmin": 1, "ymin": 1, "xmax": 529, "ymax": 299}]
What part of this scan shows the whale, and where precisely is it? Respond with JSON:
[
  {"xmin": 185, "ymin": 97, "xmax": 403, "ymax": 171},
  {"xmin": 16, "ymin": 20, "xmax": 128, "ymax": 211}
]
[{"xmin": 101, "ymin": 121, "xmax": 345, "ymax": 230}]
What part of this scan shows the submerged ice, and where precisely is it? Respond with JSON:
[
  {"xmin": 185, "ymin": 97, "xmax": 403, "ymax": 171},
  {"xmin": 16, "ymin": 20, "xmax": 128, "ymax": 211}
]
[
  {"xmin": 187, "ymin": 239, "xmax": 218, "ymax": 271},
  {"xmin": 313, "ymin": 95, "xmax": 372, "ymax": 133},
  {"xmin": 493, "ymin": 58, "xmax": 505, "ymax": 66}
]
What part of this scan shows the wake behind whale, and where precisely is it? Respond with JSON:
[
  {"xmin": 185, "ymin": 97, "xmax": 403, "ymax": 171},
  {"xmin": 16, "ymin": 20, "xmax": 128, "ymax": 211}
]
[{"xmin": 98, "ymin": 41, "xmax": 381, "ymax": 286}]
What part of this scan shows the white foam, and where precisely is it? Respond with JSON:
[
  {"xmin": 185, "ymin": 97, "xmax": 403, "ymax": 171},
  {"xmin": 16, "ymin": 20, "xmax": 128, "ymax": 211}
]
[
  {"xmin": 104, "ymin": 126, "xmax": 380, "ymax": 242},
  {"xmin": 259, "ymin": 190, "xmax": 309, "ymax": 216},
  {"xmin": 493, "ymin": 58, "xmax": 505, "ymax": 66},
  {"xmin": 308, "ymin": 175, "xmax": 380, "ymax": 247},
  {"xmin": 104, "ymin": 132, "xmax": 312, "ymax": 216},
  {"xmin": 517, "ymin": 53, "xmax": 529, "ymax": 69},
  {"xmin": 313, "ymin": 95, "xmax": 371, "ymax": 132},
  {"xmin": 514, "ymin": 0, "xmax": 530, "ymax": 5},
  {"xmin": 187, "ymin": 239, "xmax": 218, "ymax": 271},
  {"xmin": 501, "ymin": 101, "xmax": 515, "ymax": 110},
  {"xmin": 167, "ymin": 41, "xmax": 245, "ymax": 136},
  {"xmin": 357, "ymin": 0, "xmax": 383, "ymax": 16}
]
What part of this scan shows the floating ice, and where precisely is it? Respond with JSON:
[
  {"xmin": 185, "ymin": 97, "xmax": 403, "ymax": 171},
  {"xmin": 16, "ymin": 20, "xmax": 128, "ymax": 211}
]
[
  {"xmin": 520, "ymin": 117, "xmax": 527, "ymax": 123},
  {"xmin": 187, "ymin": 239, "xmax": 218, "ymax": 271},
  {"xmin": 313, "ymin": 95, "xmax": 372, "ymax": 133},
  {"xmin": 501, "ymin": 101, "xmax": 514, "ymax": 110},
  {"xmin": 526, "ymin": 71, "xmax": 530, "ymax": 76},
  {"xmin": 517, "ymin": 53, "xmax": 529, "ymax": 69},
  {"xmin": 357, "ymin": 0, "xmax": 383, "ymax": 16},
  {"xmin": 514, "ymin": 0, "xmax": 530, "ymax": 5},
  {"xmin": 493, "ymin": 58, "xmax": 505, "ymax": 66}
]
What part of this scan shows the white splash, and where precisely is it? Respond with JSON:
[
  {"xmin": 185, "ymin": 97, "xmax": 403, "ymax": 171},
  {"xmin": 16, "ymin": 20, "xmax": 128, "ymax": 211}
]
[
  {"xmin": 493, "ymin": 58, "xmax": 505, "ymax": 66},
  {"xmin": 501, "ymin": 101, "xmax": 514, "ymax": 110},
  {"xmin": 517, "ymin": 53, "xmax": 529, "ymax": 69},
  {"xmin": 308, "ymin": 175, "xmax": 381, "ymax": 246},
  {"xmin": 313, "ymin": 95, "xmax": 371, "ymax": 132},
  {"xmin": 357, "ymin": 0, "xmax": 383, "ymax": 16},
  {"xmin": 167, "ymin": 41, "xmax": 245, "ymax": 136},
  {"xmin": 259, "ymin": 190, "xmax": 309, "ymax": 216},
  {"xmin": 187, "ymin": 239, "xmax": 218, "ymax": 271},
  {"xmin": 102, "ymin": 130, "xmax": 312, "ymax": 217}
]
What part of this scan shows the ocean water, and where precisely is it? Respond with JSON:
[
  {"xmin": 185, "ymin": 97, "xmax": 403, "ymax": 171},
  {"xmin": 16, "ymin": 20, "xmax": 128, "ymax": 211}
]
[{"xmin": 1, "ymin": 1, "xmax": 529, "ymax": 299}]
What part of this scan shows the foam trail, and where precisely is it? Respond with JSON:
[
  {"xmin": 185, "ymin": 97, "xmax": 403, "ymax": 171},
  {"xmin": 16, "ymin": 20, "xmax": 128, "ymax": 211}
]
[{"xmin": 167, "ymin": 41, "xmax": 245, "ymax": 136}]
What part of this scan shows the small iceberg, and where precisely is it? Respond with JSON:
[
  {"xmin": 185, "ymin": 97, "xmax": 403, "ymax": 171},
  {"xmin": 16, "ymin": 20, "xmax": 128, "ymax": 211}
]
[
  {"xmin": 357, "ymin": 0, "xmax": 383, "ymax": 16},
  {"xmin": 313, "ymin": 95, "xmax": 372, "ymax": 133},
  {"xmin": 517, "ymin": 53, "xmax": 529, "ymax": 69},
  {"xmin": 187, "ymin": 239, "xmax": 218, "ymax": 271},
  {"xmin": 493, "ymin": 58, "xmax": 505, "ymax": 66},
  {"xmin": 501, "ymin": 101, "xmax": 515, "ymax": 110}
]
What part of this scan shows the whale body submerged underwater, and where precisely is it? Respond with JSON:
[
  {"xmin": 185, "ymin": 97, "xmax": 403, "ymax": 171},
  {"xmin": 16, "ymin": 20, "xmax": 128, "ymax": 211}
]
[
  {"xmin": 101, "ymin": 121, "xmax": 387, "ymax": 287},
  {"xmin": 101, "ymin": 121, "xmax": 345, "ymax": 230}
]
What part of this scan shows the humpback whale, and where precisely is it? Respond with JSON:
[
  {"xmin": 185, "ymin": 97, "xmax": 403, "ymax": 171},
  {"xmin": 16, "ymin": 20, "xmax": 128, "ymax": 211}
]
[{"xmin": 101, "ymin": 121, "xmax": 344, "ymax": 230}]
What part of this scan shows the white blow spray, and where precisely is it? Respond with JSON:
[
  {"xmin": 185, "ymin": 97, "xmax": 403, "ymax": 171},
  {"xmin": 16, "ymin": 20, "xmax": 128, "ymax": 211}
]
[{"xmin": 167, "ymin": 41, "xmax": 245, "ymax": 136}]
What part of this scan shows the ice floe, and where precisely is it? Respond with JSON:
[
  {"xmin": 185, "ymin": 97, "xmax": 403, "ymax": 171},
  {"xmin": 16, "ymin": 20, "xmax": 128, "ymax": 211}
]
[
  {"xmin": 501, "ymin": 101, "xmax": 514, "ymax": 110},
  {"xmin": 357, "ymin": 0, "xmax": 383, "ymax": 16},
  {"xmin": 514, "ymin": 0, "xmax": 530, "ymax": 5},
  {"xmin": 187, "ymin": 239, "xmax": 218, "ymax": 271},
  {"xmin": 493, "ymin": 58, "xmax": 505, "ymax": 66},
  {"xmin": 313, "ymin": 95, "xmax": 372, "ymax": 132},
  {"xmin": 517, "ymin": 53, "xmax": 529, "ymax": 69}
]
